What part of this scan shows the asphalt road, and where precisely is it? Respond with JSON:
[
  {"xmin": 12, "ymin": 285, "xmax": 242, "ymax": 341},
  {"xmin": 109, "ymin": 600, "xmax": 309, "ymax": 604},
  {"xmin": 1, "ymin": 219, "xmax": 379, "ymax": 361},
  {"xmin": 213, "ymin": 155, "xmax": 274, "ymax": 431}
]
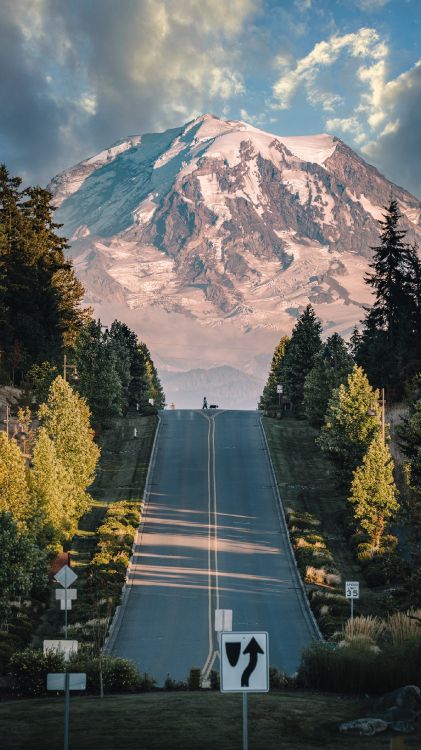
[{"xmin": 109, "ymin": 410, "xmax": 319, "ymax": 685}]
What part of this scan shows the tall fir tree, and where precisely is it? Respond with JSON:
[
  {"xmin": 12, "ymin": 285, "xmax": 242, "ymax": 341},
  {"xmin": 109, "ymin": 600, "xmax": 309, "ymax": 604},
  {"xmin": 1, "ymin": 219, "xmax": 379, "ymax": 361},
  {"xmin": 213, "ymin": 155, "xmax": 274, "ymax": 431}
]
[
  {"xmin": 0, "ymin": 165, "xmax": 87, "ymax": 381},
  {"xmin": 356, "ymin": 200, "xmax": 421, "ymax": 394},
  {"xmin": 318, "ymin": 365, "xmax": 382, "ymax": 484},
  {"xmin": 259, "ymin": 336, "xmax": 290, "ymax": 410},
  {"xmin": 74, "ymin": 320, "xmax": 124, "ymax": 426},
  {"xmin": 348, "ymin": 432, "xmax": 399, "ymax": 551},
  {"xmin": 304, "ymin": 333, "xmax": 354, "ymax": 426},
  {"xmin": 138, "ymin": 342, "xmax": 166, "ymax": 409},
  {"xmin": 279, "ymin": 305, "xmax": 322, "ymax": 411}
]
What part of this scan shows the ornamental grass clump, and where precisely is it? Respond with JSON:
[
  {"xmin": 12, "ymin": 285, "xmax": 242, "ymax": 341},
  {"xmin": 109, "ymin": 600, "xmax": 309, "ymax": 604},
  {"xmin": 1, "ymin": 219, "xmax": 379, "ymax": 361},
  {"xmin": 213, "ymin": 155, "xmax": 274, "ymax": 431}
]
[
  {"xmin": 341, "ymin": 615, "xmax": 385, "ymax": 646},
  {"xmin": 385, "ymin": 609, "xmax": 421, "ymax": 645}
]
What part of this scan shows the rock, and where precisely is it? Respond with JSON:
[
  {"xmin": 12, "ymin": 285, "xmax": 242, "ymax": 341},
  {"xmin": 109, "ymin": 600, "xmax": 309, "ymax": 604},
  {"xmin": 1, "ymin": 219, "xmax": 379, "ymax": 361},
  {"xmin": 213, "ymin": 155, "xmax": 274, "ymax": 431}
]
[
  {"xmin": 339, "ymin": 718, "xmax": 388, "ymax": 736},
  {"xmin": 379, "ymin": 706, "xmax": 418, "ymax": 722},
  {"xmin": 389, "ymin": 721, "xmax": 416, "ymax": 734},
  {"xmin": 375, "ymin": 685, "xmax": 421, "ymax": 714}
]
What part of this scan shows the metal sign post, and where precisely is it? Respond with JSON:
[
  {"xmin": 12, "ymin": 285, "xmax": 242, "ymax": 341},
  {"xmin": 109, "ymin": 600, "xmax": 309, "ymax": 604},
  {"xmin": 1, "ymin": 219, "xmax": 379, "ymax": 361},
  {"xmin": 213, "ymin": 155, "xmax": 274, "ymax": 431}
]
[
  {"xmin": 345, "ymin": 581, "xmax": 359, "ymax": 622},
  {"xmin": 220, "ymin": 631, "xmax": 269, "ymax": 750},
  {"xmin": 276, "ymin": 384, "xmax": 283, "ymax": 408},
  {"xmin": 54, "ymin": 565, "xmax": 78, "ymax": 750}
]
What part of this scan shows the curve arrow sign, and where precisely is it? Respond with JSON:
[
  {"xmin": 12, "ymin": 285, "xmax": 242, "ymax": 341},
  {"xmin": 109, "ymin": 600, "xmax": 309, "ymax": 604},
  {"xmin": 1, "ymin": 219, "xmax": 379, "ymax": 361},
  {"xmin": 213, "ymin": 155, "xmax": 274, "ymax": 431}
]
[{"xmin": 241, "ymin": 637, "xmax": 264, "ymax": 687}]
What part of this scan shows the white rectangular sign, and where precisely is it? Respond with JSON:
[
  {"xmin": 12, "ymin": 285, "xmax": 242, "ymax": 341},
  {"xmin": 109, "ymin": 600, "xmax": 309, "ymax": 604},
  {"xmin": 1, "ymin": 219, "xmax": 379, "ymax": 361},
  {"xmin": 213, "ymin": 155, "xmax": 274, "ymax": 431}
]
[
  {"xmin": 220, "ymin": 631, "xmax": 269, "ymax": 693},
  {"xmin": 60, "ymin": 599, "xmax": 72, "ymax": 610},
  {"xmin": 215, "ymin": 609, "xmax": 232, "ymax": 632},
  {"xmin": 276, "ymin": 384, "xmax": 283, "ymax": 394},
  {"xmin": 55, "ymin": 589, "xmax": 77, "ymax": 601},
  {"xmin": 47, "ymin": 673, "xmax": 86, "ymax": 691},
  {"xmin": 345, "ymin": 581, "xmax": 359, "ymax": 599},
  {"xmin": 43, "ymin": 640, "xmax": 78, "ymax": 661}
]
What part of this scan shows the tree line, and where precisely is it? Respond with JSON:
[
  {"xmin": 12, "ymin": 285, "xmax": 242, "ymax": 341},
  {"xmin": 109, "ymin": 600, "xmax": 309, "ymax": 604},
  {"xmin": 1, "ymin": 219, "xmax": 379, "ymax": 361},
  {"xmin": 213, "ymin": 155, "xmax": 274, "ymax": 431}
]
[
  {"xmin": 0, "ymin": 165, "xmax": 165, "ymax": 627},
  {"xmin": 260, "ymin": 200, "xmax": 421, "ymax": 596}
]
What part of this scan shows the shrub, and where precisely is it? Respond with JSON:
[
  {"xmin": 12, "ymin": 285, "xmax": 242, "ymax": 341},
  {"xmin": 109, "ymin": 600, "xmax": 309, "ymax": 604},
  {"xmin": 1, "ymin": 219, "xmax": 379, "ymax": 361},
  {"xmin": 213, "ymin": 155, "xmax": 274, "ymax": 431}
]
[
  {"xmin": 210, "ymin": 669, "xmax": 220, "ymax": 690},
  {"xmin": 9, "ymin": 648, "xmax": 64, "ymax": 696},
  {"xmin": 269, "ymin": 666, "xmax": 288, "ymax": 689},
  {"xmin": 188, "ymin": 667, "xmax": 202, "ymax": 690},
  {"xmin": 297, "ymin": 639, "xmax": 421, "ymax": 693},
  {"xmin": 385, "ymin": 609, "xmax": 421, "ymax": 645},
  {"xmin": 68, "ymin": 653, "xmax": 141, "ymax": 693},
  {"xmin": 341, "ymin": 615, "xmax": 384, "ymax": 645}
]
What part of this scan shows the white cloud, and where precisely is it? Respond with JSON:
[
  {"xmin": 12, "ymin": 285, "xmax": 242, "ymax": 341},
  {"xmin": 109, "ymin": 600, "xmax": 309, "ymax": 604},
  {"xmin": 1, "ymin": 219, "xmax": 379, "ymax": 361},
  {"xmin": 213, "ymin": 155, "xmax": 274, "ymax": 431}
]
[
  {"xmin": 272, "ymin": 28, "xmax": 388, "ymax": 110},
  {"xmin": 0, "ymin": 0, "xmax": 258, "ymax": 184},
  {"xmin": 356, "ymin": 0, "xmax": 390, "ymax": 11}
]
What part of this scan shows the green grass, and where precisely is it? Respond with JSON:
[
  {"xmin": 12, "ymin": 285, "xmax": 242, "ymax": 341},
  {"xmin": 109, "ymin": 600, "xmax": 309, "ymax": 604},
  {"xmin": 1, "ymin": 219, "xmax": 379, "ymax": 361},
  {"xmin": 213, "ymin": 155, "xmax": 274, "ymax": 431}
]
[
  {"xmin": 1, "ymin": 690, "xmax": 419, "ymax": 750},
  {"xmin": 262, "ymin": 417, "xmax": 373, "ymax": 617}
]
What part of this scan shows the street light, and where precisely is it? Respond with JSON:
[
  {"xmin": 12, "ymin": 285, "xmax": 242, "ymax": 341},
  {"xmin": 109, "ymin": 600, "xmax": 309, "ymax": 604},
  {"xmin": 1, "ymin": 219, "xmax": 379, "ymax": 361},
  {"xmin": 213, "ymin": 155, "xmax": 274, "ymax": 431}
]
[
  {"xmin": 366, "ymin": 387, "xmax": 385, "ymax": 442},
  {"xmin": 63, "ymin": 355, "xmax": 78, "ymax": 383}
]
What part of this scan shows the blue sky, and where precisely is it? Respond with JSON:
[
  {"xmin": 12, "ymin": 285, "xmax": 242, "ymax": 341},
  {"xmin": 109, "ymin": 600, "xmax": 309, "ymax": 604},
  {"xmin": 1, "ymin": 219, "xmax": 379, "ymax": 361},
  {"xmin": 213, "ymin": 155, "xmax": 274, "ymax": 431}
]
[{"xmin": 1, "ymin": 0, "xmax": 420, "ymax": 197}]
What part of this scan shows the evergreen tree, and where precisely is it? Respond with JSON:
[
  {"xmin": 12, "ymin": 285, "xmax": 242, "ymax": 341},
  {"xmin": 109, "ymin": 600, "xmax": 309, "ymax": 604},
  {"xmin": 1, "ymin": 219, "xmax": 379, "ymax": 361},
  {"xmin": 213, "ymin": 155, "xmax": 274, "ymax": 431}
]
[
  {"xmin": 349, "ymin": 433, "xmax": 399, "ymax": 550},
  {"xmin": 0, "ymin": 165, "xmax": 87, "ymax": 380},
  {"xmin": 138, "ymin": 342, "xmax": 166, "ymax": 409},
  {"xmin": 304, "ymin": 333, "xmax": 354, "ymax": 426},
  {"xmin": 0, "ymin": 511, "xmax": 47, "ymax": 627},
  {"xmin": 29, "ymin": 427, "xmax": 75, "ymax": 547},
  {"xmin": 74, "ymin": 321, "xmax": 124, "ymax": 426},
  {"xmin": 108, "ymin": 321, "xmax": 136, "ymax": 413},
  {"xmin": 356, "ymin": 200, "xmax": 421, "ymax": 393},
  {"xmin": 259, "ymin": 336, "xmax": 290, "ymax": 410},
  {"xmin": 279, "ymin": 305, "xmax": 322, "ymax": 410},
  {"xmin": 318, "ymin": 365, "xmax": 382, "ymax": 484},
  {"xmin": 0, "ymin": 432, "xmax": 31, "ymax": 529},
  {"xmin": 38, "ymin": 376, "xmax": 100, "ymax": 519}
]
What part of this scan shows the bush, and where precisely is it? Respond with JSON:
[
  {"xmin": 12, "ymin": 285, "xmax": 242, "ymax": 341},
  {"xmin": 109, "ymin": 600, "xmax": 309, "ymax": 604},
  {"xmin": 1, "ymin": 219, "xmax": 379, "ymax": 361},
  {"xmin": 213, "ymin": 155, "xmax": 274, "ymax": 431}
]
[
  {"xmin": 297, "ymin": 639, "xmax": 421, "ymax": 693},
  {"xmin": 9, "ymin": 648, "xmax": 64, "ymax": 696},
  {"xmin": 68, "ymin": 653, "xmax": 141, "ymax": 693},
  {"xmin": 269, "ymin": 666, "xmax": 287, "ymax": 690},
  {"xmin": 187, "ymin": 667, "xmax": 202, "ymax": 690}
]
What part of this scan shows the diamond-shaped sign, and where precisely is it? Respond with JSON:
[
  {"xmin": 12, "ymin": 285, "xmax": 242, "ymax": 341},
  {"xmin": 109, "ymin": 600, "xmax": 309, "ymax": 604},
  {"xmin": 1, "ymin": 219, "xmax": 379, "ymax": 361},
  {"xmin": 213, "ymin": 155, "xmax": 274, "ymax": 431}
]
[{"xmin": 55, "ymin": 565, "xmax": 77, "ymax": 588}]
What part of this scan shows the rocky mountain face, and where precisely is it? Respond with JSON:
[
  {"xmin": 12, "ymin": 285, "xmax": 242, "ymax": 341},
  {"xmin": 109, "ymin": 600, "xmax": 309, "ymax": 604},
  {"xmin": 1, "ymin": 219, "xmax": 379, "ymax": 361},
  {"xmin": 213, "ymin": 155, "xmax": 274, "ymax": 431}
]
[{"xmin": 49, "ymin": 114, "xmax": 421, "ymax": 408}]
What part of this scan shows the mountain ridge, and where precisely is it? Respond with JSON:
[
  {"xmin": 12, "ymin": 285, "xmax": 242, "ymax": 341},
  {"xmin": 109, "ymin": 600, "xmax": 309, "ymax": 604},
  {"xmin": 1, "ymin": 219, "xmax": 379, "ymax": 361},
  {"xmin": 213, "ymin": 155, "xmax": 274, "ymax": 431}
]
[{"xmin": 48, "ymin": 114, "xmax": 421, "ymax": 406}]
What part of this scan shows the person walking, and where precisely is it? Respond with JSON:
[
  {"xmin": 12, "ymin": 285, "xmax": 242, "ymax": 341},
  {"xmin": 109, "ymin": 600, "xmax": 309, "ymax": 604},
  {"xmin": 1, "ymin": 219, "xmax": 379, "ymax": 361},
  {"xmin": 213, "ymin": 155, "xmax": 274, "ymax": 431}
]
[{"xmin": 202, "ymin": 396, "xmax": 208, "ymax": 409}]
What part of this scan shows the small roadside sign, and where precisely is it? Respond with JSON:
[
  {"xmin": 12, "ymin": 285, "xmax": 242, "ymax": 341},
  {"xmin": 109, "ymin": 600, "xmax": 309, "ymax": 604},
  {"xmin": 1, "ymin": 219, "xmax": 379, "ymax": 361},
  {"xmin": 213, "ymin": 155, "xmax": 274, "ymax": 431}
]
[
  {"xmin": 47, "ymin": 673, "xmax": 86, "ymax": 691},
  {"xmin": 345, "ymin": 581, "xmax": 359, "ymax": 599},
  {"xmin": 215, "ymin": 609, "xmax": 232, "ymax": 632},
  {"xmin": 55, "ymin": 589, "xmax": 77, "ymax": 601},
  {"xmin": 43, "ymin": 640, "xmax": 78, "ymax": 661},
  {"xmin": 220, "ymin": 631, "xmax": 269, "ymax": 693},
  {"xmin": 276, "ymin": 384, "xmax": 283, "ymax": 394},
  {"xmin": 55, "ymin": 565, "xmax": 77, "ymax": 588}
]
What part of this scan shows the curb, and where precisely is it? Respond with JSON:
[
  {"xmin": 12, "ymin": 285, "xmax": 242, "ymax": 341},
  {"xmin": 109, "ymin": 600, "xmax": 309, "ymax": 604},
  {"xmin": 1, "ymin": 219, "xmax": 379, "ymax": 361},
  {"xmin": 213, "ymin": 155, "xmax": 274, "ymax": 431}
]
[
  {"xmin": 259, "ymin": 416, "xmax": 323, "ymax": 642},
  {"xmin": 103, "ymin": 413, "xmax": 162, "ymax": 654}
]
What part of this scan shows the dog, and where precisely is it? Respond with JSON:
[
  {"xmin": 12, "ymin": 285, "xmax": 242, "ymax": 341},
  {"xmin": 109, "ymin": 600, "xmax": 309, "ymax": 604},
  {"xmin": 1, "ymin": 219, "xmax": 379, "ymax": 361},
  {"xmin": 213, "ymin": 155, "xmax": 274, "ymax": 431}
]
[{"xmin": 209, "ymin": 404, "xmax": 219, "ymax": 409}]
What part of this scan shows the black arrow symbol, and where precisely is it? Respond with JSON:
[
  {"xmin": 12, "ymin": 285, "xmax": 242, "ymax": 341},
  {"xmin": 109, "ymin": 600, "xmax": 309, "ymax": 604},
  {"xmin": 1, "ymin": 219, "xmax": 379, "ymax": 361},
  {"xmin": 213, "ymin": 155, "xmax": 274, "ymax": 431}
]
[{"xmin": 241, "ymin": 637, "xmax": 264, "ymax": 687}]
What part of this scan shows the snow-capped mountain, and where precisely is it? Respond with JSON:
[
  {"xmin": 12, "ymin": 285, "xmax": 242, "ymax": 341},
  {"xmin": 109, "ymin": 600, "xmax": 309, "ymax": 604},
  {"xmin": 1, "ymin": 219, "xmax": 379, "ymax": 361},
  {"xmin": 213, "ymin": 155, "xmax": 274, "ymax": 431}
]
[{"xmin": 49, "ymin": 114, "xmax": 421, "ymax": 408}]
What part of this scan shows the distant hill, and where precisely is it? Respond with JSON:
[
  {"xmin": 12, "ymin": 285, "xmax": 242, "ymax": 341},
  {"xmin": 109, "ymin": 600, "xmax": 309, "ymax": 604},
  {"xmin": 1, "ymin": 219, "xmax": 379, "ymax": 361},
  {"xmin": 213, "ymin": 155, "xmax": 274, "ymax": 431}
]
[{"xmin": 160, "ymin": 366, "xmax": 264, "ymax": 410}]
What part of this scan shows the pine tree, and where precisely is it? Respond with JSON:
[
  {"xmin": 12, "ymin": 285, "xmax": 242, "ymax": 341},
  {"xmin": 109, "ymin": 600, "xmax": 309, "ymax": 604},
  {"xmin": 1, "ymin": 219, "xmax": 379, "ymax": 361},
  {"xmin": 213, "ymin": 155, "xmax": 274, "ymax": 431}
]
[
  {"xmin": 0, "ymin": 432, "xmax": 31, "ymax": 529},
  {"xmin": 259, "ymin": 336, "xmax": 290, "ymax": 411},
  {"xmin": 318, "ymin": 365, "xmax": 382, "ymax": 484},
  {"xmin": 0, "ymin": 166, "xmax": 87, "ymax": 379},
  {"xmin": 356, "ymin": 200, "xmax": 421, "ymax": 393},
  {"xmin": 304, "ymin": 333, "xmax": 354, "ymax": 426},
  {"xmin": 138, "ymin": 342, "xmax": 166, "ymax": 409},
  {"xmin": 349, "ymin": 432, "xmax": 399, "ymax": 550},
  {"xmin": 38, "ymin": 376, "xmax": 100, "ymax": 519},
  {"xmin": 279, "ymin": 305, "xmax": 322, "ymax": 410},
  {"xmin": 74, "ymin": 321, "xmax": 124, "ymax": 426}
]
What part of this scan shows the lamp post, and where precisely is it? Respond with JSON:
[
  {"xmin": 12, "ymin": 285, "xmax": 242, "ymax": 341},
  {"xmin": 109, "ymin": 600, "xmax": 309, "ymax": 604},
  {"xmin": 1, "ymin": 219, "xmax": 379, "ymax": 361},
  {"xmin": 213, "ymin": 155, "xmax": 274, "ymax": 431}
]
[
  {"xmin": 366, "ymin": 387, "xmax": 385, "ymax": 442},
  {"xmin": 63, "ymin": 355, "xmax": 78, "ymax": 383}
]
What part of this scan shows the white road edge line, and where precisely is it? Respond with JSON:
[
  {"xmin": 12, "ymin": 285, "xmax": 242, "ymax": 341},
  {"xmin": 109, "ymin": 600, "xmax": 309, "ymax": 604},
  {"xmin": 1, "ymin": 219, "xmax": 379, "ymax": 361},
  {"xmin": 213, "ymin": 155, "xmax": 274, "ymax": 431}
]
[
  {"xmin": 259, "ymin": 416, "xmax": 323, "ymax": 641},
  {"xmin": 103, "ymin": 413, "xmax": 162, "ymax": 654}
]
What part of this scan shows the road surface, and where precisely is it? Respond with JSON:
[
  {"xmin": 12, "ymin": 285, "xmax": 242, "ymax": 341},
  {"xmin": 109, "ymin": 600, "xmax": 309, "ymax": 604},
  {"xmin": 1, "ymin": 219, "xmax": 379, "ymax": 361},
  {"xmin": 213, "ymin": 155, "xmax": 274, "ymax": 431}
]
[{"xmin": 108, "ymin": 410, "xmax": 319, "ymax": 685}]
